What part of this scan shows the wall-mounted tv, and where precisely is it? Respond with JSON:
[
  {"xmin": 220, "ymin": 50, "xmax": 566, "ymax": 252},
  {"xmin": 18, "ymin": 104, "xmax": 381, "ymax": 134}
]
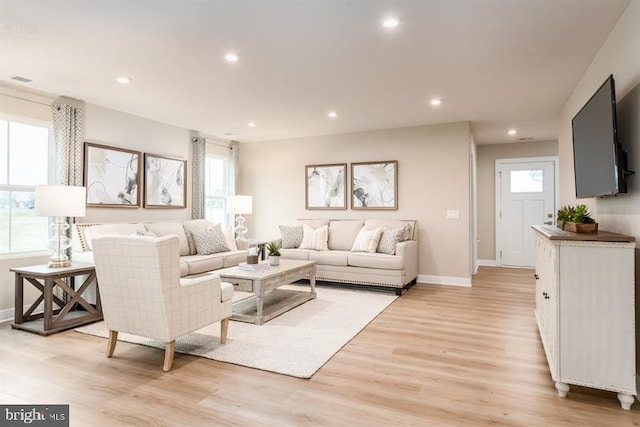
[{"xmin": 572, "ymin": 74, "xmax": 630, "ymax": 198}]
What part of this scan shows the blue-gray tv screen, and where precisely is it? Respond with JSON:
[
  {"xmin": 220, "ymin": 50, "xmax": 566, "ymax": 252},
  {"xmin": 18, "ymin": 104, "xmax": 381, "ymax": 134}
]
[{"xmin": 572, "ymin": 75, "xmax": 626, "ymax": 198}]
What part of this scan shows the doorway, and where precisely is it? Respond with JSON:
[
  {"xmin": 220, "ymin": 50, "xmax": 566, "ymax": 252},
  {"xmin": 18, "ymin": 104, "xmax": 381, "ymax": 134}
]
[{"xmin": 495, "ymin": 157, "xmax": 558, "ymax": 267}]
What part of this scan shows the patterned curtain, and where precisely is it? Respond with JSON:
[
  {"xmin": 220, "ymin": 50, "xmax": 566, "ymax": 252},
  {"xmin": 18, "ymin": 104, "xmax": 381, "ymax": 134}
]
[
  {"xmin": 230, "ymin": 140, "xmax": 240, "ymax": 195},
  {"xmin": 52, "ymin": 101, "xmax": 84, "ymax": 186},
  {"xmin": 191, "ymin": 135, "xmax": 206, "ymax": 219},
  {"xmin": 52, "ymin": 100, "xmax": 85, "ymax": 262}
]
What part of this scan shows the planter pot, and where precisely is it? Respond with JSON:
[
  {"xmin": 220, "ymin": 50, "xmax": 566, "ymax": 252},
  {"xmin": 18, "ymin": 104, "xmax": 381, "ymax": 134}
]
[
  {"xmin": 564, "ymin": 222, "xmax": 598, "ymax": 234},
  {"xmin": 268, "ymin": 256, "xmax": 280, "ymax": 266}
]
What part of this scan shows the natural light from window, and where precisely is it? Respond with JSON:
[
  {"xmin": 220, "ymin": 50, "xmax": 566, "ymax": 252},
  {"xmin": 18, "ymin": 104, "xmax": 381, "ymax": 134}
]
[{"xmin": 510, "ymin": 170, "xmax": 543, "ymax": 193}]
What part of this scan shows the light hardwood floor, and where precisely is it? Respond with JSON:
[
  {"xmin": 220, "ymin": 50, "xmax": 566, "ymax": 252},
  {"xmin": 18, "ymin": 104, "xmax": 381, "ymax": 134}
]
[{"xmin": 1, "ymin": 267, "xmax": 639, "ymax": 426}]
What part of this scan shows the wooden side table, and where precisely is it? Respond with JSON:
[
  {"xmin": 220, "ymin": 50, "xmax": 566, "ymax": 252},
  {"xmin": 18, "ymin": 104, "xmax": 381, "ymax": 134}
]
[{"xmin": 10, "ymin": 263, "xmax": 103, "ymax": 336}]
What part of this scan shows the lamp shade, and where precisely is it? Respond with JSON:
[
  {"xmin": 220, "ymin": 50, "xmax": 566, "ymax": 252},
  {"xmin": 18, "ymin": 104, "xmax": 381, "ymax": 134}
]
[
  {"xmin": 226, "ymin": 195, "xmax": 252, "ymax": 215},
  {"xmin": 36, "ymin": 185, "xmax": 87, "ymax": 217}
]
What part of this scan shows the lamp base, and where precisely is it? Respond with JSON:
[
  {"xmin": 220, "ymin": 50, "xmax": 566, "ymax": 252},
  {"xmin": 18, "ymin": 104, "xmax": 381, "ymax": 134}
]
[{"xmin": 48, "ymin": 259, "xmax": 71, "ymax": 268}]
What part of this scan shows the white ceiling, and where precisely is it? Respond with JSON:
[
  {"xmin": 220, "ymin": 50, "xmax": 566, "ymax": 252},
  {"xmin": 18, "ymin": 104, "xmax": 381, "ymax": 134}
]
[{"xmin": 0, "ymin": 0, "xmax": 630, "ymax": 144}]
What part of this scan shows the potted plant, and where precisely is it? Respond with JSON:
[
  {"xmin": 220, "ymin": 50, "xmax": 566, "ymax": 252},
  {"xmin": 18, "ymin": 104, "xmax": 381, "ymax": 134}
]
[
  {"xmin": 556, "ymin": 204, "xmax": 598, "ymax": 234},
  {"xmin": 265, "ymin": 240, "xmax": 281, "ymax": 266}
]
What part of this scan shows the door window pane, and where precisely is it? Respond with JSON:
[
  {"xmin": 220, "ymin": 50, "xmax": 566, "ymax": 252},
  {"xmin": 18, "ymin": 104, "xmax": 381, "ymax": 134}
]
[{"xmin": 510, "ymin": 170, "xmax": 543, "ymax": 193}]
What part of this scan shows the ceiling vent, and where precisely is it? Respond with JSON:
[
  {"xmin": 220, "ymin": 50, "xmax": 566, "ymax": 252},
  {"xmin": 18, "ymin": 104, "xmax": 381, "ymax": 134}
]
[
  {"xmin": 11, "ymin": 76, "xmax": 32, "ymax": 83},
  {"xmin": 518, "ymin": 137, "xmax": 534, "ymax": 141}
]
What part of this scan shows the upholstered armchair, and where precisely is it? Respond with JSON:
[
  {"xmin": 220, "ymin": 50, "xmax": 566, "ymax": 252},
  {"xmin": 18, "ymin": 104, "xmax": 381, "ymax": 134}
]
[{"xmin": 91, "ymin": 234, "xmax": 234, "ymax": 371}]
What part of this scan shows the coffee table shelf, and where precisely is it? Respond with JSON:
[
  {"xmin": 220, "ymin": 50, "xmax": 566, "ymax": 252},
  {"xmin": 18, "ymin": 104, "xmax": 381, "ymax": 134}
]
[{"xmin": 218, "ymin": 259, "xmax": 316, "ymax": 325}]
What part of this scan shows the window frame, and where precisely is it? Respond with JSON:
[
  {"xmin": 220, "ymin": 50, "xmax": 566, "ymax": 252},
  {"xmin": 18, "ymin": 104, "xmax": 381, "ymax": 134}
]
[
  {"xmin": 204, "ymin": 151, "xmax": 231, "ymax": 229},
  {"xmin": 0, "ymin": 113, "xmax": 54, "ymax": 257}
]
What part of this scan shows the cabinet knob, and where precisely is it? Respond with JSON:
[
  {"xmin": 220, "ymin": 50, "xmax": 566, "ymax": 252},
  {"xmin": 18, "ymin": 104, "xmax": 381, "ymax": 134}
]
[{"xmin": 534, "ymin": 274, "xmax": 540, "ymax": 280}]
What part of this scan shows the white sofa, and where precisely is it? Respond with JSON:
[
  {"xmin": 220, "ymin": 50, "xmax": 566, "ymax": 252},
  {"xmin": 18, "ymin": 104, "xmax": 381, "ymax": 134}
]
[
  {"xmin": 72, "ymin": 219, "xmax": 247, "ymax": 277},
  {"xmin": 278, "ymin": 219, "xmax": 418, "ymax": 295}
]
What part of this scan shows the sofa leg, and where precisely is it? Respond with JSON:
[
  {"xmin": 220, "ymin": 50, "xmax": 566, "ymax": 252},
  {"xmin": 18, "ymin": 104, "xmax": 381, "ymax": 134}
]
[
  {"xmin": 395, "ymin": 287, "xmax": 406, "ymax": 296},
  {"xmin": 220, "ymin": 318, "xmax": 229, "ymax": 344},
  {"xmin": 106, "ymin": 330, "xmax": 118, "ymax": 358},
  {"xmin": 163, "ymin": 341, "xmax": 176, "ymax": 372}
]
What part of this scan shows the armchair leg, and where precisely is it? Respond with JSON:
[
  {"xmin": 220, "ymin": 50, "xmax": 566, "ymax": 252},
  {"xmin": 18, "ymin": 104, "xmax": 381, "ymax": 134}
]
[
  {"xmin": 106, "ymin": 330, "xmax": 118, "ymax": 358},
  {"xmin": 163, "ymin": 341, "xmax": 176, "ymax": 372},
  {"xmin": 221, "ymin": 318, "xmax": 229, "ymax": 344}
]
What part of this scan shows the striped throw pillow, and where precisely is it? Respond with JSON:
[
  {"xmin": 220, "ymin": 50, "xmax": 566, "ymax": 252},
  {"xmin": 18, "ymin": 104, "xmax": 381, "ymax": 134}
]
[
  {"xmin": 299, "ymin": 224, "xmax": 329, "ymax": 251},
  {"xmin": 351, "ymin": 227, "xmax": 383, "ymax": 253}
]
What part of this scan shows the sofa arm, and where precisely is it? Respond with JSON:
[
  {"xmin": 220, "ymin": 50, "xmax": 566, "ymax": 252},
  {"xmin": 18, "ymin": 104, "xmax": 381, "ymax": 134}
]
[{"xmin": 396, "ymin": 240, "xmax": 418, "ymax": 283}]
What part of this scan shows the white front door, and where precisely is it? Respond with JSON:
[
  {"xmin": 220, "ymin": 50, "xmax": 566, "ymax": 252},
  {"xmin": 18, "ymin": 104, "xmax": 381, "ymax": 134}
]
[{"xmin": 497, "ymin": 159, "xmax": 556, "ymax": 267}]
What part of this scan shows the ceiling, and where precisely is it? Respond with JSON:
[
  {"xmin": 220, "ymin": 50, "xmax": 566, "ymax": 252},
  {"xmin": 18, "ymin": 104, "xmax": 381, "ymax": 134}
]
[{"xmin": 0, "ymin": 0, "xmax": 630, "ymax": 144}]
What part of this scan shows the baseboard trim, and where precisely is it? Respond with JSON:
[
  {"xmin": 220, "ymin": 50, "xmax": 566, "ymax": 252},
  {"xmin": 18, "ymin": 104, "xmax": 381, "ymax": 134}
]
[
  {"xmin": 417, "ymin": 274, "xmax": 471, "ymax": 287},
  {"xmin": 0, "ymin": 307, "xmax": 15, "ymax": 324}
]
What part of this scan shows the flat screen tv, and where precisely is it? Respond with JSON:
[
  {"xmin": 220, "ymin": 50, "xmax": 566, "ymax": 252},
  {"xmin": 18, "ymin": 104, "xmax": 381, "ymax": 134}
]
[{"xmin": 572, "ymin": 74, "xmax": 629, "ymax": 198}]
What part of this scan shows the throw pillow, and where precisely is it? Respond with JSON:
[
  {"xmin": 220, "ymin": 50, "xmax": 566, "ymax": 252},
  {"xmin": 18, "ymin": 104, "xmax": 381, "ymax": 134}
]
[
  {"xmin": 299, "ymin": 224, "xmax": 328, "ymax": 251},
  {"xmin": 223, "ymin": 228, "xmax": 238, "ymax": 251},
  {"xmin": 191, "ymin": 225, "xmax": 231, "ymax": 255},
  {"xmin": 280, "ymin": 225, "xmax": 303, "ymax": 248},
  {"xmin": 377, "ymin": 226, "xmax": 406, "ymax": 255},
  {"xmin": 351, "ymin": 227, "xmax": 383, "ymax": 253}
]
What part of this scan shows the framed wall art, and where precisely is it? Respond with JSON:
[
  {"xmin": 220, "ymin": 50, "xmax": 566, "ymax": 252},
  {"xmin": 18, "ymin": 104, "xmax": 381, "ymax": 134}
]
[
  {"xmin": 84, "ymin": 142, "xmax": 141, "ymax": 207},
  {"xmin": 305, "ymin": 163, "xmax": 347, "ymax": 210},
  {"xmin": 351, "ymin": 160, "xmax": 398, "ymax": 210},
  {"xmin": 144, "ymin": 153, "xmax": 187, "ymax": 208}
]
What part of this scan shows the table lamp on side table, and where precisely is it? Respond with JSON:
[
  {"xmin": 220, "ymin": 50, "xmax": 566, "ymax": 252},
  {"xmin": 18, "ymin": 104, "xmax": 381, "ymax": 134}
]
[
  {"xmin": 226, "ymin": 195, "xmax": 252, "ymax": 241},
  {"xmin": 36, "ymin": 185, "xmax": 86, "ymax": 268}
]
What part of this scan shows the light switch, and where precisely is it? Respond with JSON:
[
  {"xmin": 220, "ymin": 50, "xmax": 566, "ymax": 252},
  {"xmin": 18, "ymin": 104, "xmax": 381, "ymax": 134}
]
[{"xmin": 446, "ymin": 210, "xmax": 460, "ymax": 219}]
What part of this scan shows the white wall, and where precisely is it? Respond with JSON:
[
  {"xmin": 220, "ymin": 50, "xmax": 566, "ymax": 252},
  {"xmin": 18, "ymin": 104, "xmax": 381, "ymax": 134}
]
[{"xmin": 240, "ymin": 122, "xmax": 473, "ymax": 285}]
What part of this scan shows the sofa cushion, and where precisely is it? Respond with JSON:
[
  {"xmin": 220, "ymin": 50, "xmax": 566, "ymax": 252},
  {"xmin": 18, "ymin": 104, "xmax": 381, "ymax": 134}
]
[
  {"xmin": 183, "ymin": 219, "xmax": 217, "ymax": 254},
  {"xmin": 377, "ymin": 226, "xmax": 407, "ymax": 255},
  {"xmin": 279, "ymin": 225, "xmax": 303, "ymax": 249},
  {"xmin": 191, "ymin": 226, "xmax": 230, "ymax": 255},
  {"xmin": 309, "ymin": 250, "xmax": 349, "ymax": 266},
  {"xmin": 85, "ymin": 223, "xmax": 147, "ymax": 250},
  {"xmin": 348, "ymin": 252, "xmax": 403, "ymax": 270},
  {"xmin": 364, "ymin": 219, "xmax": 415, "ymax": 241},
  {"xmin": 300, "ymin": 224, "xmax": 328, "ymax": 251},
  {"xmin": 144, "ymin": 222, "xmax": 190, "ymax": 256},
  {"xmin": 280, "ymin": 248, "xmax": 311, "ymax": 260},
  {"xmin": 296, "ymin": 219, "xmax": 329, "ymax": 229},
  {"xmin": 181, "ymin": 254, "xmax": 225, "ymax": 275},
  {"xmin": 222, "ymin": 250, "xmax": 248, "ymax": 267},
  {"xmin": 351, "ymin": 226, "xmax": 383, "ymax": 253},
  {"xmin": 328, "ymin": 220, "xmax": 363, "ymax": 250}
]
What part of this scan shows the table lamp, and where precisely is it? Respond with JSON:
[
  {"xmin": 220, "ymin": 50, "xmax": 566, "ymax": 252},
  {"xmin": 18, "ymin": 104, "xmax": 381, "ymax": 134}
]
[
  {"xmin": 226, "ymin": 195, "xmax": 252, "ymax": 240},
  {"xmin": 36, "ymin": 185, "xmax": 87, "ymax": 268}
]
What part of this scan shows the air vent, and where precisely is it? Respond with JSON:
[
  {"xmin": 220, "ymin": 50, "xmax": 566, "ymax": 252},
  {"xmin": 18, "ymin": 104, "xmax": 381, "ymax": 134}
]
[
  {"xmin": 11, "ymin": 76, "xmax": 32, "ymax": 83},
  {"xmin": 518, "ymin": 137, "xmax": 534, "ymax": 141}
]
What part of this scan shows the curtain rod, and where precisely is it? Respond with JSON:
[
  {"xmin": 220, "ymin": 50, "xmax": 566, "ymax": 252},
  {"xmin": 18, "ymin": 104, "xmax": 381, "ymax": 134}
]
[
  {"xmin": 192, "ymin": 137, "xmax": 232, "ymax": 149},
  {"xmin": 0, "ymin": 92, "xmax": 52, "ymax": 107}
]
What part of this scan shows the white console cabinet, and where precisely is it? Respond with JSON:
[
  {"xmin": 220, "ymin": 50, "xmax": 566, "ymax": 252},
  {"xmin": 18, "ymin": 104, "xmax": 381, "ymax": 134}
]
[{"xmin": 532, "ymin": 225, "xmax": 636, "ymax": 410}]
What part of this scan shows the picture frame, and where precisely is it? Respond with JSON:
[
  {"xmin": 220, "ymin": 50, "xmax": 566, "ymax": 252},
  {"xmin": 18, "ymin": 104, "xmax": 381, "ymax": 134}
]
[
  {"xmin": 351, "ymin": 160, "xmax": 398, "ymax": 210},
  {"xmin": 83, "ymin": 142, "xmax": 141, "ymax": 208},
  {"xmin": 144, "ymin": 153, "xmax": 187, "ymax": 208},
  {"xmin": 305, "ymin": 163, "xmax": 347, "ymax": 210}
]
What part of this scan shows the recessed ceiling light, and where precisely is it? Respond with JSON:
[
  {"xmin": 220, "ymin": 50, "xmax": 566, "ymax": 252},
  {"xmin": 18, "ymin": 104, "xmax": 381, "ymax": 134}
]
[
  {"xmin": 508, "ymin": 129, "xmax": 517, "ymax": 136},
  {"xmin": 247, "ymin": 122, "xmax": 256, "ymax": 127},
  {"xmin": 116, "ymin": 76, "xmax": 131, "ymax": 84},
  {"xmin": 224, "ymin": 132, "xmax": 234, "ymax": 136},
  {"xmin": 382, "ymin": 17, "xmax": 399, "ymax": 28},
  {"xmin": 328, "ymin": 111, "xmax": 338, "ymax": 119},
  {"xmin": 225, "ymin": 53, "xmax": 239, "ymax": 62},
  {"xmin": 430, "ymin": 98, "xmax": 442, "ymax": 106}
]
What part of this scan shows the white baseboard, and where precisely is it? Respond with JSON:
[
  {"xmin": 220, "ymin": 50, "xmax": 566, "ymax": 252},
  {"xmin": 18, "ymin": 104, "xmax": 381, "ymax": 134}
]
[
  {"xmin": 417, "ymin": 274, "xmax": 471, "ymax": 287},
  {"xmin": 0, "ymin": 307, "xmax": 15, "ymax": 324}
]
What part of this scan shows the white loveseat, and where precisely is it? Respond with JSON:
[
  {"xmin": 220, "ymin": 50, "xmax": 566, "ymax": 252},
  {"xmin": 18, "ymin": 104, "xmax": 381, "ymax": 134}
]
[
  {"xmin": 72, "ymin": 219, "xmax": 247, "ymax": 277},
  {"xmin": 278, "ymin": 219, "xmax": 418, "ymax": 295}
]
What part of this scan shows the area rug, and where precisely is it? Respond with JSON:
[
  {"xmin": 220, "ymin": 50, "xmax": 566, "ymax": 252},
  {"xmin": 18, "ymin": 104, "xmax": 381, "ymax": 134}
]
[{"xmin": 75, "ymin": 284, "xmax": 397, "ymax": 378}]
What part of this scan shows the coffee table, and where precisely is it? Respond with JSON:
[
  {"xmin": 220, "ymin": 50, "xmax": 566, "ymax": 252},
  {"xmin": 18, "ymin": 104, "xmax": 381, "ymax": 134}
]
[{"xmin": 217, "ymin": 259, "xmax": 316, "ymax": 325}]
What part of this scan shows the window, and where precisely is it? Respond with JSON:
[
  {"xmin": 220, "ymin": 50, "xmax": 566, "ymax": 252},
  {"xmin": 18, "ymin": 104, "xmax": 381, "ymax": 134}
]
[
  {"xmin": 0, "ymin": 117, "xmax": 52, "ymax": 254},
  {"xmin": 204, "ymin": 152, "xmax": 230, "ymax": 228},
  {"xmin": 510, "ymin": 169, "xmax": 543, "ymax": 193}
]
